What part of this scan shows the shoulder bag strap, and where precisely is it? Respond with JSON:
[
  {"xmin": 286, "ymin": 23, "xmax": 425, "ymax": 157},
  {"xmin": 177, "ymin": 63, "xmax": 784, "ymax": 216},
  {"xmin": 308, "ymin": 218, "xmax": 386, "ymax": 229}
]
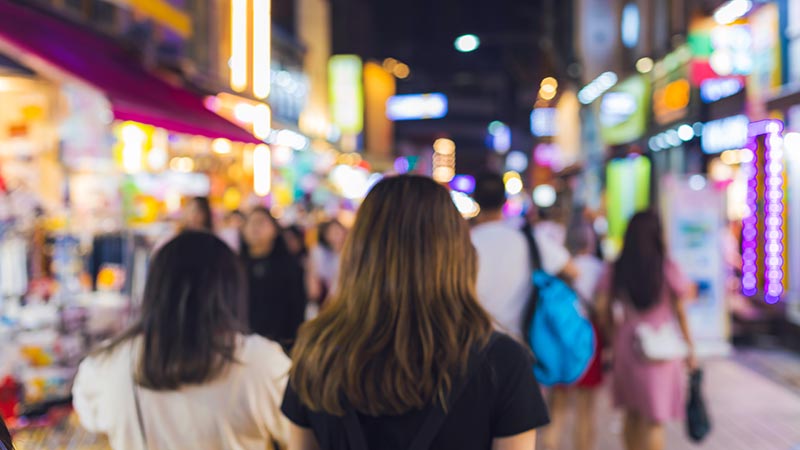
[{"xmin": 131, "ymin": 353, "xmax": 149, "ymax": 449}]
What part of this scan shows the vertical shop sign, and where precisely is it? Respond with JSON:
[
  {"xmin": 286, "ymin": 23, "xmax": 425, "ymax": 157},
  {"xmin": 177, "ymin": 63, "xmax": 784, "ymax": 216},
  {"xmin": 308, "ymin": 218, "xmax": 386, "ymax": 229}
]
[
  {"xmin": 661, "ymin": 176, "xmax": 730, "ymax": 356},
  {"xmin": 363, "ymin": 62, "xmax": 396, "ymax": 158},
  {"xmin": 606, "ymin": 155, "xmax": 651, "ymax": 255},
  {"xmin": 329, "ymin": 55, "xmax": 364, "ymax": 135},
  {"xmin": 747, "ymin": 3, "xmax": 782, "ymax": 121}
]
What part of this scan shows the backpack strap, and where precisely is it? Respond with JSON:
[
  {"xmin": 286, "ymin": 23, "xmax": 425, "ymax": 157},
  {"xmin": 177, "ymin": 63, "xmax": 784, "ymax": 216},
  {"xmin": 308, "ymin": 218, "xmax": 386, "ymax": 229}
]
[
  {"xmin": 342, "ymin": 335, "xmax": 498, "ymax": 450},
  {"xmin": 521, "ymin": 223, "xmax": 542, "ymax": 272},
  {"xmin": 521, "ymin": 223, "xmax": 541, "ymax": 345}
]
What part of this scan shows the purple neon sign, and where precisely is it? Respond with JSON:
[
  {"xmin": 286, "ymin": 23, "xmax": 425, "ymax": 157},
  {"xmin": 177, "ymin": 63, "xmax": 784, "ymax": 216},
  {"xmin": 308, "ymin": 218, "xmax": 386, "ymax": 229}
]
[{"xmin": 742, "ymin": 120, "xmax": 785, "ymax": 304}]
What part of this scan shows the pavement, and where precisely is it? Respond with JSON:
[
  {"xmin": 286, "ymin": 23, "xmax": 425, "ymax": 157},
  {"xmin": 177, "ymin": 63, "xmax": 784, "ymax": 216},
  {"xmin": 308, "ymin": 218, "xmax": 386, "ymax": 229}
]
[{"xmin": 544, "ymin": 352, "xmax": 800, "ymax": 450}]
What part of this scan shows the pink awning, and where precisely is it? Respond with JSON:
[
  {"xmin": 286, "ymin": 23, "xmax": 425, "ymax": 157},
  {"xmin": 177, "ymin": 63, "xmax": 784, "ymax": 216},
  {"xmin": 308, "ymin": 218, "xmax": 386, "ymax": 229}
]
[{"xmin": 0, "ymin": 0, "xmax": 261, "ymax": 144}]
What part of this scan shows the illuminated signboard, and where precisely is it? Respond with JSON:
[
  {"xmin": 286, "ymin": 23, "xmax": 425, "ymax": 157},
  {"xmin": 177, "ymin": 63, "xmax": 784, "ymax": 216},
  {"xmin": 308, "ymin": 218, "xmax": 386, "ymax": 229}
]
[
  {"xmin": 530, "ymin": 108, "xmax": 557, "ymax": 136},
  {"xmin": 450, "ymin": 175, "xmax": 476, "ymax": 193},
  {"xmin": 329, "ymin": 55, "xmax": 364, "ymax": 134},
  {"xmin": 599, "ymin": 75, "xmax": 650, "ymax": 145},
  {"xmin": 621, "ymin": 3, "xmax": 640, "ymax": 49},
  {"xmin": 386, "ymin": 93, "xmax": 448, "ymax": 121},
  {"xmin": 600, "ymin": 92, "xmax": 637, "ymax": 127},
  {"xmin": 701, "ymin": 115, "xmax": 749, "ymax": 154},
  {"xmin": 700, "ymin": 77, "xmax": 744, "ymax": 103},
  {"xmin": 653, "ymin": 78, "xmax": 690, "ymax": 125}
]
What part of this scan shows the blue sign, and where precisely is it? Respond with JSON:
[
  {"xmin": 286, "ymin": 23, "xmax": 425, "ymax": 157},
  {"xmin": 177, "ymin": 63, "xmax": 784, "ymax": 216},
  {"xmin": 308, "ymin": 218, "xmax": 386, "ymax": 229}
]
[{"xmin": 386, "ymin": 93, "xmax": 448, "ymax": 121}]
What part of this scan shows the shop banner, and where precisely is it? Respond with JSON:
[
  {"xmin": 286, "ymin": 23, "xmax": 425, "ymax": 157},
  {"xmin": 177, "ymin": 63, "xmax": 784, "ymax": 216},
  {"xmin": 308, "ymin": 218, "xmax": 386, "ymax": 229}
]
[
  {"xmin": 598, "ymin": 75, "xmax": 650, "ymax": 145},
  {"xmin": 661, "ymin": 176, "xmax": 731, "ymax": 357},
  {"xmin": 605, "ymin": 155, "xmax": 650, "ymax": 255}
]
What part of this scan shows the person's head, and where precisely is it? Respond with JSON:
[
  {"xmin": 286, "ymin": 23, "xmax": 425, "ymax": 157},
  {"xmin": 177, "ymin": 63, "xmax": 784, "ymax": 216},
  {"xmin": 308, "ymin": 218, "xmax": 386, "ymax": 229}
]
[
  {"xmin": 318, "ymin": 220, "xmax": 347, "ymax": 253},
  {"xmin": 182, "ymin": 197, "xmax": 213, "ymax": 232},
  {"xmin": 243, "ymin": 206, "xmax": 282, "ymax": 253},
  {"xmin": 290, "ymin": 175, "xmax": 493, "ymax": 416},
  {"xmin": 284, "ymin": 225, "xmax": 307, "ymax": 258},
  {"xmin": 473, "ymin": 172, "xmax": 507, "ymax": 215},
  {"xmin": 107, "ymin": 231, "xmax": 247, "ymax": 390},
  {"xmin": 225, "ymin": 210, "xmax": 246, "ymax": 230},
  {"xmin": 0, "ymin": 415, "xmax": 12, "ymax": 450},
  {"xmin": 613, "ymin": 211, "xmax": 666, "ymax": 311},
  {"xmin": 567, "ymin": 220, "xmax": 596, "ymax": 256}
]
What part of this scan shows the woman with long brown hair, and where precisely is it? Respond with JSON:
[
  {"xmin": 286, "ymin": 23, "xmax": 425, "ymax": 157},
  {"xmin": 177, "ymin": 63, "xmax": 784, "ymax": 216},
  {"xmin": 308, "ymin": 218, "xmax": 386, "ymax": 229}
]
[{"xmin": 282, "ymin": 175, "xmax": 549, "ymax": 450}]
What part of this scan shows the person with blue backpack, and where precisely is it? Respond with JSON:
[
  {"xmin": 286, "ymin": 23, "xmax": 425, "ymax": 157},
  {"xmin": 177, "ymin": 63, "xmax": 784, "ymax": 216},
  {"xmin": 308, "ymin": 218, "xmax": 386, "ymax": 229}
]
[
  {"xmin": 520, "ymin": 208, "xmax": 598, "ymax": 450},
  {"xmin": 471, "ymin": 173, "xmax": 594, "ymax": 449}
]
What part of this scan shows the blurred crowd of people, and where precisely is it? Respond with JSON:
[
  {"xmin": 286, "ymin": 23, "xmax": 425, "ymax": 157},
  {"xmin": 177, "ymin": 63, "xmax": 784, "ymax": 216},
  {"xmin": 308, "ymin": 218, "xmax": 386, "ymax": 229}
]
[
  {"xmin": 470, "ymin": 173, "xmax": 697, "ymax": 450},
  {"xmin": 0, "ymin": 174, "xmax": 700, "ymax": 450}
]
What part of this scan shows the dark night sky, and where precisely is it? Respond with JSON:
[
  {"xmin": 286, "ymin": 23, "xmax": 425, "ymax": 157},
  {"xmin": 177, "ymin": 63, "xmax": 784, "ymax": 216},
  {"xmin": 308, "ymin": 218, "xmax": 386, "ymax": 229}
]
[{"xmin": 366, "ymin": 0, "xmax": 550, "ymax": 88}]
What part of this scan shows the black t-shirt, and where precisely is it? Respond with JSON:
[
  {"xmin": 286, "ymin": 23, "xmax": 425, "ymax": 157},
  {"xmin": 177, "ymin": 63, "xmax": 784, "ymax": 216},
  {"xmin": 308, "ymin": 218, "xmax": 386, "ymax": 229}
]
[
  {"xmin": 243, "ymin": 250, "xmax": 307, "ymax": 349},
  {"xmin": 281, "ymin": 333, "xmax": 550, "ymax": 450}
]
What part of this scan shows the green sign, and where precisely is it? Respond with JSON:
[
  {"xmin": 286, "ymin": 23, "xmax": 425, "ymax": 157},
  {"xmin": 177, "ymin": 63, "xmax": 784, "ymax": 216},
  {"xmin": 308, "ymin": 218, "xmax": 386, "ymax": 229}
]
[
  {"xmin": 606, "ymin": 156, "xmax": 651, "ymax": 253},
  {"xmin": 598, "ymin": 75, "xmax": 650, "ymax": 146}
]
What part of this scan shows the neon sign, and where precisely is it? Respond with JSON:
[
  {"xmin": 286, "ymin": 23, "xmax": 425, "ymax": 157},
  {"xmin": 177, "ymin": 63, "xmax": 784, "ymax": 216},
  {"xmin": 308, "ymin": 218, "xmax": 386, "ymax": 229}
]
[
  {"xmin": 701, "ymin": 115, "xmax": 749, "ymax": 154},
  {"xmin": 386, "ymin": 93, "xmax": 448, "ymax": 121}
]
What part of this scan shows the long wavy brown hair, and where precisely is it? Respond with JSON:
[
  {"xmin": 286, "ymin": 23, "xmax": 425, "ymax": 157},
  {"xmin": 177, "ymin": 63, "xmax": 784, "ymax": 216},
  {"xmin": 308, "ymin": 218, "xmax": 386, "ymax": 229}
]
[{"xmin": 290, "ymin": 175, "xmax": 493, "ymax": 416}]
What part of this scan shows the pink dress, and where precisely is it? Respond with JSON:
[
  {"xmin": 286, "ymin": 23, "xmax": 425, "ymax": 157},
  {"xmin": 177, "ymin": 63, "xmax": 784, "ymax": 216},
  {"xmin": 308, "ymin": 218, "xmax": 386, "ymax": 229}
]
[{"xmin": 599, "ymin": 260, "xmax": 691, "ymax": 423}]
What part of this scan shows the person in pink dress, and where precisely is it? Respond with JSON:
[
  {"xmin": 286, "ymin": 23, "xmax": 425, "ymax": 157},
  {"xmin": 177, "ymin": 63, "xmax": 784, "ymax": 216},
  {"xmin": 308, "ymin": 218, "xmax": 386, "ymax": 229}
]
[{"xmin": 597, "ymin": 211, "xmax": 696, "ymax": 450}]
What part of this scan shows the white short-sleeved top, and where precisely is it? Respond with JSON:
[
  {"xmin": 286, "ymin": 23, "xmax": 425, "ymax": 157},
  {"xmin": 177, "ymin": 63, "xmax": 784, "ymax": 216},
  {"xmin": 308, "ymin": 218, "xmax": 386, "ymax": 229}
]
[
  {"xmin": 72, "ymin": 334, "xmax": 290, "ymax": 450},
  {"xmin": 472, "ymin": 221, "xmax": 571, "ymax": 339}
]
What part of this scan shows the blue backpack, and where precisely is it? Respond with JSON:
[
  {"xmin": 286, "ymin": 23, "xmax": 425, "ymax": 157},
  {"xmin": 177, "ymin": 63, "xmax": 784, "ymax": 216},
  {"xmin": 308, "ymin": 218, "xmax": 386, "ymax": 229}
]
[{"xmin": 521, "ymin": 224, "xmax": 595, "ymax": 387}]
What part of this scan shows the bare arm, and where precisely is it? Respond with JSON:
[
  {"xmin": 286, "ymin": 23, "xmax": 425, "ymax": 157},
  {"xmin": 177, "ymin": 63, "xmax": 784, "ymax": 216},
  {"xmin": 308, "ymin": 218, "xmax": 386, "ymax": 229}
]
[
  {"xmin": 560, "ymin": 260, "xmax": 580, "ymax": 283},
  {"xmin": 287, "ymin": 423, "xmax": 320, "ymax": 450},
  {"xmin": 492, "ymin": 430, "xmax": 537, "ymax": 450},
  {"xmin": 595, "ymin": 289, "xmax": 614, "ymax": 342},
  {"xmin": 674, "ymin": 293, "xmax": 697, "ymax": 370}
]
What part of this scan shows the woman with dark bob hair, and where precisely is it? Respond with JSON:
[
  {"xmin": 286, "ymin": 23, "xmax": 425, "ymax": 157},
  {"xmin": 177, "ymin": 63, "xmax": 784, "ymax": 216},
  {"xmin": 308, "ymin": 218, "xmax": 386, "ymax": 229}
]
[
  {"xmin": 73, "ymin": 232, "xmax": 290, "ymax": 450},
  {"xmin": 282, "ymin": 175, "xmax": 550, "ymax": 450}
]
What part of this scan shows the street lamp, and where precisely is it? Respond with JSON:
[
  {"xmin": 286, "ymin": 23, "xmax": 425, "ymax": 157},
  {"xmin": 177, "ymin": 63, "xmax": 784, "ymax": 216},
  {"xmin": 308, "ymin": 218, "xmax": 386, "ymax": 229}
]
[{"xmin": 455, "ymin": 34, "xmax": 480, "ymax": 53}]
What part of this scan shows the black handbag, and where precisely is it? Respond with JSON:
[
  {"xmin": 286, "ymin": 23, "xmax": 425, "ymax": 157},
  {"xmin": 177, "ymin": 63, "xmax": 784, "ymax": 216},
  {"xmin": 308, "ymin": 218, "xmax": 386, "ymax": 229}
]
[{"xmin": 686, "ymin": 369, "xmax": 711, "ymax": 442}]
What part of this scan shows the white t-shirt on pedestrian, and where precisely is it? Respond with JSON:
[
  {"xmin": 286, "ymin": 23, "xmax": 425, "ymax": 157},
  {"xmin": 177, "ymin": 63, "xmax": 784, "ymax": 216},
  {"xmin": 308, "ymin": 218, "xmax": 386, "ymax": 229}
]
[
  {"xmin": 572, "ymin": 254, "xmax": 605, "ymax": 303},
  {"xmin": 471, "ymin": 221, "xmax": 571, "ymax": 340},
  {"xmin": 72, "ymin": 334, "xmax": 290, "ymax": 450}
]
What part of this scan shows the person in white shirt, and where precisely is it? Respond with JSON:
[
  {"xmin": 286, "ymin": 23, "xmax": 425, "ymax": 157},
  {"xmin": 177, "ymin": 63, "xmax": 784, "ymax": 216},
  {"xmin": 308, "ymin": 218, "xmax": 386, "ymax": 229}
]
[
  {"xmin": 73, "ymin": 232, "xmax": 290, "ymax": 450},
  {"xmin": 470, "ymin": 173, "xmax": 577, "ymax": 340},
  {"xmin": 543, "ymin": 218, "xmax": 607, "ymax": 450}
]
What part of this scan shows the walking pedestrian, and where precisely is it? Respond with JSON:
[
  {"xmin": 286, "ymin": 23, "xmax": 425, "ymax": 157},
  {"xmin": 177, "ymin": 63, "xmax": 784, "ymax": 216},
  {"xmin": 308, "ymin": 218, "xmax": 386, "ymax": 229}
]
[
  {"xmin": 543, "ymin": 220, "xmax": 606, "ymax": 450},
  {"xmin": 597, "ymin": 211, "xmax": 696, "ymax": 450},
  {"xmin": 72, "ymin": 232, "xmax": 290, "ymax": 450},
  {"xmin": 241, "ymin": 206, "xmax": 307, "ymax": 351},
  {"xmin": 282, "ymin": 175, "xmax": 550, "ymax": 450},
  {"xmin": 309, "ymin": 219, "xmax": 346, "ymax": 305},
  {"xmin": 180, "ymin": 196, "xmax": 214, "ymax": 232}
]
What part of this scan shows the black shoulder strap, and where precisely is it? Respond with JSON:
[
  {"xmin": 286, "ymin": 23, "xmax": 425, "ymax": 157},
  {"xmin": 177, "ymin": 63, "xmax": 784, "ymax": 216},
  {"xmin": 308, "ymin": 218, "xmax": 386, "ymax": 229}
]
[
  {"xmin": 520, "ymin": 223, "xmax": 541, "ymax": 345},
  {"xmin": 342, "ymin": 336, "xmax": 498, "ymax": 450},
  {"xmin": 521, "ymin": 223, "xmax": 542, "ymax": 272}
]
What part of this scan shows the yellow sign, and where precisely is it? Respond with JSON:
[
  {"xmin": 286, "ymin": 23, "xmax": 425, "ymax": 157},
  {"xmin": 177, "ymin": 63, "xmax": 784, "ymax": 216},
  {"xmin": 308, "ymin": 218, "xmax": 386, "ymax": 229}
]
[
  {"xmin": 653, "ymin": 79, "xmax": 690, "ymax": 125},
  {"xmin": 115, "ymin": 0, "xmax": 192, "ymax": 38},
  {"xmin": 329, "ymin": 55, "xmax": 364, "ymax": 134}
]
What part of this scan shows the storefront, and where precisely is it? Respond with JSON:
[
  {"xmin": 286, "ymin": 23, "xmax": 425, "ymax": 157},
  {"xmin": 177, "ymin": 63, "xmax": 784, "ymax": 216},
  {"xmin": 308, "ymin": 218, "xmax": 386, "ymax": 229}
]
[{"xmin": 0, "ymin": 1, "xmax": 266, "ymax": 430}]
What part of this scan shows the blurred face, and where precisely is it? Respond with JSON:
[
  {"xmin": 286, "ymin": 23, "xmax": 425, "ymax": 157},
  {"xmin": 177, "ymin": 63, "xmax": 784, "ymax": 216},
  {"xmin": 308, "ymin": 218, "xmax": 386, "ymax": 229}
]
[
  {"xmin": 183, "ymin": 200, "xmax": 208, "ymax": 231},
  {"xmin": 228, "ymin": 213, "xmax": 245, "ymax": 230},
  {"xmin": 244, "ymin": 211, "xmax": 278, "ymax": 249},
  {"xmin": 284, "ymin": 231, "xmax": 303, "ymax": 256},
  {"xmin": 325, "ymin": 223, "xmax": 347, "ymax": 252}
]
